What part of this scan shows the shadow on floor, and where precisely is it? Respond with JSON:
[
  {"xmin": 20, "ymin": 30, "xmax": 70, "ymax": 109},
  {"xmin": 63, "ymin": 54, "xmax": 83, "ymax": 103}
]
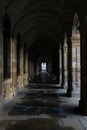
[
  {"xmin": 0, "ymin": 119, "xmax": 75, "ymax": 130},
  {"xmin": 30, "ymin": 72, "xmax": 58, "ymax": 84},
  {"xmin": 0, "ymin": 72, "xmax": 81, "ymax": 130}
]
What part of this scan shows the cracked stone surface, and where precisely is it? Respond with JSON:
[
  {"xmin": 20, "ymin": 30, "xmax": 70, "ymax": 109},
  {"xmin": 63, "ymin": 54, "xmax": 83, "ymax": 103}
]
[{"xmin": 0, "ymin": 77, "xmax": 86, "ymax": 130}]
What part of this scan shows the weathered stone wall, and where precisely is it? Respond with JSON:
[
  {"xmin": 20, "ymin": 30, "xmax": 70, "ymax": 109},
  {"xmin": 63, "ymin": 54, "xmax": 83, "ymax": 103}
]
[
  {"xmin": 1, "ymin": 38, "xmax": 29, "ymax": 104},
  {"xmin": 24, "ymin": 73, "xmax": 28, "ymax": 86},
  {"xmin": 2, "ymin": 79, "xmax": 12, "ymax": 102},
  {"xmin": 0, "ymin": 20, "xmax": 3, "ymax": 105}
]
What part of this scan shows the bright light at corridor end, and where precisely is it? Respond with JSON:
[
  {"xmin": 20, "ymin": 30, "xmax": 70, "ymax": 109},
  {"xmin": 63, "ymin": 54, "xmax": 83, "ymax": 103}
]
[{"xmin": 41, "ymin": 62, "xmax": 47, "ymax": 72}]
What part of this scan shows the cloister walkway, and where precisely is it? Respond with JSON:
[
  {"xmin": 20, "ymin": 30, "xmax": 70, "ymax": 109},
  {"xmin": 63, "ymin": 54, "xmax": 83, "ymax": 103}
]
[{"xmin": 0, "ymin": 73, "xmax": 87, "ymax": 130}]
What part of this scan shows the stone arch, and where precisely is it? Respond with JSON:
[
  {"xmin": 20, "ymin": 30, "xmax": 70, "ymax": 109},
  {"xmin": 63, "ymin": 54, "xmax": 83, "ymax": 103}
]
[{"xmin": 72, "ymin": 12, "xmax": 81, "ymax": 88}]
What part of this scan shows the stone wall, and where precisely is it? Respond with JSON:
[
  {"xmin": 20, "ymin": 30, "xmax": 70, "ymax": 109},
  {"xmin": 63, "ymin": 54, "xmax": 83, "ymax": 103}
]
[
  {"xmin": 1, "ymin": 37, "xmax": 29, "ymax": 104},
  {"xmin": 2, "ymin": 79, "xmax": 13, "ymax": 102},
  {"xmin": 24, "ymin": 73, "xmax": 28, "ymax": 86}
]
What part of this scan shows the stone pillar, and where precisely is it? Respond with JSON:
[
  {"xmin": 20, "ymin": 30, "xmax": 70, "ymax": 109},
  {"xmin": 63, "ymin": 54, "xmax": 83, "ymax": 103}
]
[
  {"xmin": 34, "ymin": 59, "xmax": 36, "ymax": 78},
  {"xmin": 24, "ymin": 52, "xmax": 28, "ymax": 74},
  {"xmin": 79, "ymin": 19, "xmax": 87, "ymax": 115},
  {"xmin": 11, "ymin": 38, "xmax": 17, "ymax": 95},
  {"xmin": 27, "ymin": 53, "xmax": 29, "ymax": 81},
  {"xmin": 29, "ymin": 61, "xmax": 34, "ymax": 79},
  {"xmin": 52, "ymin": 50, "xmax": 60, "ymax": 84},
  {"xmin": 28, "ymin": 60, "xmax": 31, "ymax": 81},
  {"xmin": 56, "ymin": 50, "xmax": 60, "ymax": 84},
  {"xmin": 36, "ymin": 62, "xmax": 40, "ymax": 75},
  {"xmin": 47, "ymin": 61, "xmax": 52, "ymax": 74},
  {"xmin": 29, "ymin": 61, "xmax": 31, "ymax": 79},
  {"xmin": 26, "ymin": 53, "xmax": 28, "ymax": 74},
  {"xmin": 28, "ymin": 54, "xmax": 30, "ymax": 82},
  {"xmin": 0, "ymin": 23, "xmax": 3, "ymax": 105},
  {"xmin": 61, "ymin": 45, "xmax": 64, "ymax": 88},
  {"xmin": 20, "ymin": 47, "xmax": 24, "ymax": 88},
  {"xmin": 67, "ymin": 37, "xmax": 73, "ymax": 97},
  {"xmin": 24, "ymin": 52, "xmax": 28, "ymax": 86}
]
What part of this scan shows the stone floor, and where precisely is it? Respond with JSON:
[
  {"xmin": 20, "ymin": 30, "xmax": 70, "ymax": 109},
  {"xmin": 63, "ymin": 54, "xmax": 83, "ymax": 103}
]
[{"xmin": 0, "ymin": 73, "xmax": 87, "ymax": 130}]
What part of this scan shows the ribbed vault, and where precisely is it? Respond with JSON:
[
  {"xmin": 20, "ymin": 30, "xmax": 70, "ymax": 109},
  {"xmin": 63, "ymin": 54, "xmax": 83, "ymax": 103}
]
[{"xmin": 0, "ymin": 0, "xmax": 86, "ymax": 59}]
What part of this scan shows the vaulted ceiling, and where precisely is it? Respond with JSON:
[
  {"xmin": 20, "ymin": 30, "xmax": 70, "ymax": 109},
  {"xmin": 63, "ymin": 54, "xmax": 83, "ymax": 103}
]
[{"xmin": 0, "ymin": 0, "xmax": 86, "ymax": 60}]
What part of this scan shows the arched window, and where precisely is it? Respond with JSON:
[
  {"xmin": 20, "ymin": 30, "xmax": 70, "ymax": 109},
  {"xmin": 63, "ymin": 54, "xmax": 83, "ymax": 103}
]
[{"xmin": 3, "ymin": 13, "xmax": 11, "ymax": 79}]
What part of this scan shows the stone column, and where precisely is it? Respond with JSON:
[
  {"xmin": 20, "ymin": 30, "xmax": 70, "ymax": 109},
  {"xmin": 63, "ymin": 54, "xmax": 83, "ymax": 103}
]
[
  {"xmin": 57, "ymin": 49, "xmax": 60, "ymax": 84},
  {"xmin": 0, "ymin": 23, "xmax": 3, "ymax": 105},
  {"xmin": 28, "ymin": 60, "xmax": 31, "ymax": 81},
  {"xmin": 28, "ymin": 54, "xmax": 30, "ymax": 82},
  {"xmin": 34, "ymin": 59, "xmax": 36, "ymax": 78},
  {"xmin": 29, "ymin": 61, "xmax": 31, "ymax": 79},
  {"xmin": 11, "ymin": 38, "xmax": 17, "ymax": 95},
  {"xmin": 36, "ymin": 62, "xmax": 40, "ymax": 75},
  {"xmin": 67, "ymin": 37, "xmax": 73, "ymax": 97},
  {"xmin": 24, "ymin": 52, "xmax": 28, "ymax": 74},
  {"xmin": 47, "ymin": 61, "xmax": 52, "ymax": 74},
  {"xmin": 20, "ymin": 47, "xmax": 24, "ymax": 88},
  {"xmin": 61, "ymin": 45, "xmax": 64, "ymax": 88},
  {"xmin": 24, "ymin": 52, "xmax": 28, "ymax": 85},
  {"xmin": 29, "ymin": 61, "xmax": 34, "ymax": 79},
  {"xmin": 26, "ymin": 53, "xmax": 28, "ymax": 74},
  {"xmin": 27, "ymin": 53, "xmax": 29, "ymax": 81},
  {"xmin": 52, "ymin": 50, "xmax": 60, "ymax": 84},
  {"xmin": 79, "ymin": 19, "xmax": 87, "ymax": 115}
]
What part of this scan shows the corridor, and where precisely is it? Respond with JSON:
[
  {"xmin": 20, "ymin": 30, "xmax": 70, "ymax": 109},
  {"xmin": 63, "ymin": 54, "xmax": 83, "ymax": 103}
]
[
  {"xmin": 0, "ymin": 0, "xmax": 87, "ymax": 129},
  {"xmin": 0, "ymin": 73, "xmax": 86, "ymax": 130}
]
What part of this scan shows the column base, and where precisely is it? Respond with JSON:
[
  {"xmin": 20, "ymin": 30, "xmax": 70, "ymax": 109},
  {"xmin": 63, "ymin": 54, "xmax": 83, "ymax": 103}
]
[
  {"xmin": 61, "ymin": 82, "xmax": 64, "ymax": 89},
  {"xmin": 0, "ymin": 96, "xmax": 2, "ymax": 106},
  {"xmin": 56, "ymin": 77, "xmax": 60, "ymax": 84},
  {"xmin": 79, "ymin": 100, "xmax": 87, "ymax": 115},
  {"xmin": 67, "ymin": 88, "xmax": 72, "ymax": 97}
]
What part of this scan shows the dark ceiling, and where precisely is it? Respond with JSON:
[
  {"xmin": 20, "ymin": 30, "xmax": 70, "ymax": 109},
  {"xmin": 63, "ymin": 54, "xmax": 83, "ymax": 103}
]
[{"xmin": 0, "ymin": 0, "xmax": 86, "ymax": 60}]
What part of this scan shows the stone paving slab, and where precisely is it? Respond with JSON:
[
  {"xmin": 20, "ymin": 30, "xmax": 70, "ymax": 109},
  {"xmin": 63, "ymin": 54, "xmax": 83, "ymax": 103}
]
[
  {"xmin": 79, "ymin": 116, "xmax": 87, "ymax": 130},
  {"xmin": 0, "ymin": 85, "xmax": 87, "ymax": 130},
  {"xmin": 62, "ymin": 118, "xmax": 85, "ymax": 130}
]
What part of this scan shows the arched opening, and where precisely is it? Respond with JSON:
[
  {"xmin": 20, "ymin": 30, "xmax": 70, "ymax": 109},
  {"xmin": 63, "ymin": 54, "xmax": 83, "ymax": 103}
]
[
  {"xmin": 3, "ymin": 13, "xmax": 11, "ymax": 79},
  {"xmin": 72, "ymin": 12, "xmax": 80, "ymax": 95},
  {"xmin": 63, "ymin": 34, "xmax": 68, "ymax": 88},
  {"xmin": 41, "ymin": 62, "xmax": 47, "ymax": 72}
]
